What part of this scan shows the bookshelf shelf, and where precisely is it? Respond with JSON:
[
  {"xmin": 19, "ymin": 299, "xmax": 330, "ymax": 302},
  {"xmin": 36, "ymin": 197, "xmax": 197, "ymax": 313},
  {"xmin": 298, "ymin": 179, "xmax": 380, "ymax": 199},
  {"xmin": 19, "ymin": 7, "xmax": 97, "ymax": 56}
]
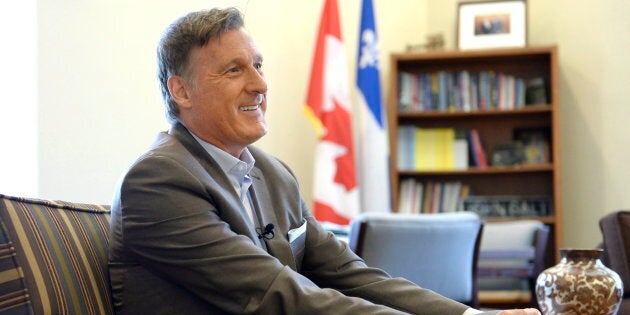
[
  {"xmin": 486, "ymin": 216, "xmax": 556, "ymax": 224},
  {"xmin": 399, "ymin": 104, "xmax": 552, "ymax": 119},
  {"xmin": 399, "ymin": 163, "xmax": 554, "ymax": 176},
  {"xmin": 388, "ymin": 46, "xmax": 562, "ymax": 261}
]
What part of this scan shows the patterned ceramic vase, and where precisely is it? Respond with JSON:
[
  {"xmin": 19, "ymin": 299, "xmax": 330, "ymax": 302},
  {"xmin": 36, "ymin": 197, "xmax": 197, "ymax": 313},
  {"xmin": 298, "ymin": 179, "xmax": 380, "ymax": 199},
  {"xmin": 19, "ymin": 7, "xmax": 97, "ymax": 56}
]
[{"xmin": 535, "ymin": 249, "xmax": 623, "ymax": 315}]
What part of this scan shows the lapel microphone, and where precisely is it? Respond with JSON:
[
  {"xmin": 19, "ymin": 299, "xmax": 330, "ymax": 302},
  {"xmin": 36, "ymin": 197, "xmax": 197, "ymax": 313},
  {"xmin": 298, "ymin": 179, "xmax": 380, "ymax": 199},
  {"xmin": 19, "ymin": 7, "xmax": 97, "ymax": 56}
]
[{"xmin": 257, "ymin": 223, "xmax": 275, "ymax": 240}]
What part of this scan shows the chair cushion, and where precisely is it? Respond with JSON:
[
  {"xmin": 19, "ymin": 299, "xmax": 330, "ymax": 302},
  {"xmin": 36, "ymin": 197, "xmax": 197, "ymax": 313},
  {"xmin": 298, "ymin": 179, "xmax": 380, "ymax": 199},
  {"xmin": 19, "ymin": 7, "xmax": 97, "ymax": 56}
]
[
  {"xmin": 478, "ymin": 220, "xmax": 544, "ymax": 291},
  {"xmin": 0, "ymin": 194, "xmax": 113, "ymax": 315},
  {"xmin": 480, "ymin": 220, "xmax": 543, "ymax": 250}
]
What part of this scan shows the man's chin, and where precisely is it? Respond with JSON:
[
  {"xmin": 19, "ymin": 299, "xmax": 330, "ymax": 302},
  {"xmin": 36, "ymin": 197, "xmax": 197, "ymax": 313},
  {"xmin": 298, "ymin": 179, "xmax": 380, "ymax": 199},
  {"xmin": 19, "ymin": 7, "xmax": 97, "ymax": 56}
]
[
  {"xmin": 246, "ymin": 126, "xmax": 268, "ymax": 144},
  {"xmin": 257, "ymin": 122, "xmax": 268, "ymax": 136}
]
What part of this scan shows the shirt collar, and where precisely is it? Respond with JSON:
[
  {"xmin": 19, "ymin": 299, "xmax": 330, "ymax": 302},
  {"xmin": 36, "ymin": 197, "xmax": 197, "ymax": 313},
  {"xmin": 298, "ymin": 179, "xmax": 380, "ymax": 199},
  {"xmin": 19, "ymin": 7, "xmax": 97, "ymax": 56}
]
[{"xmin": 189, "ymin": 133, "xmax": 255, "ymax": 184}]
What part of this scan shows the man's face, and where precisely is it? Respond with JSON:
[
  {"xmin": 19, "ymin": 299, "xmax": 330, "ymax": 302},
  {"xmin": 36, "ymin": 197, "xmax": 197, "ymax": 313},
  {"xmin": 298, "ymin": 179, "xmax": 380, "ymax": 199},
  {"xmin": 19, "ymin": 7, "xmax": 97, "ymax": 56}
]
[{"xmin": 179, "ymin": 28, "xmax": 268, "ymax": 157}]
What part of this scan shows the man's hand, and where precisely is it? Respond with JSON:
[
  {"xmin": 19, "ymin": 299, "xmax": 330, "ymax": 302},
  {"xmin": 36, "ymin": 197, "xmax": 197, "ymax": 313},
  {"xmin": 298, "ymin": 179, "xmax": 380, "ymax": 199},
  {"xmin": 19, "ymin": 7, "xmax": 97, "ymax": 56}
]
[{"xmin": 497, "ymin": 309, "xmax": 541, "ymax": 315}]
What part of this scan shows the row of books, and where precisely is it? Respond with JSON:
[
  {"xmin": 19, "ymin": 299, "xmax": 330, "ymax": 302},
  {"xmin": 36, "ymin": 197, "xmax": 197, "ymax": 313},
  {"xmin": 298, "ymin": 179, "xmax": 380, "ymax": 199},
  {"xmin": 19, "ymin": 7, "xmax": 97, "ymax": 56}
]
[
  {"xmin": 397, "ymin": 178, "xmax": 553, "ymax": 218},
  {"xmin": 397, "ymin": 126, "xmax": 487, "ymax": 171},
  {"xmin": 398, "ymin": 70, "xmax": 547, "ymax": 113},
  {"xmin": 397, "ymin": 179, "xmax": 470, "ymax": 214},
  {"xmin": 461, "ymin": 195, "xmax": 552, "ymax": 218}
]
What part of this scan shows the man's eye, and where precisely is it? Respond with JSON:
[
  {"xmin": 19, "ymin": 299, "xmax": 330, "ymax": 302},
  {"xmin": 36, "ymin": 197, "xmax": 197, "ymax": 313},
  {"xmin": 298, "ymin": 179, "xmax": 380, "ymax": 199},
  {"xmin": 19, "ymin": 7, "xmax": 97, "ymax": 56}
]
[
  {"xmin": 228, "ymin": 67, "xmax": 240, "ymax": 73},
  {"xmin": 254, "ymin": 63, "xmax": 263, "ymax": 70}
]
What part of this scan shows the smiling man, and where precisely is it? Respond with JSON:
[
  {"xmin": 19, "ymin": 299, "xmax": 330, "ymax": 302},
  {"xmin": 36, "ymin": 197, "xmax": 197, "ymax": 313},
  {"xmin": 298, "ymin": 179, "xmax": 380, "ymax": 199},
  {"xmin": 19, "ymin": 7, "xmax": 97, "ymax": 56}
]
[
  {"xmin": 168, "ymin": 26, "xmax": 268, "ymax": 157},
  {"xmin": 108, "ymin": 7, "xmax": 540, "ymax": 315}
]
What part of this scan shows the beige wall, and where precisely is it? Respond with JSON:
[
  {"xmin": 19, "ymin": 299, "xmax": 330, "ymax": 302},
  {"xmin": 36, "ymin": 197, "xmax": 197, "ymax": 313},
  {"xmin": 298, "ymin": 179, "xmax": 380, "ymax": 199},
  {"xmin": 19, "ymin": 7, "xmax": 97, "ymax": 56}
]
[{"xmin": 34, "ymin": 0, "xmax": 629, "ymax": 249}]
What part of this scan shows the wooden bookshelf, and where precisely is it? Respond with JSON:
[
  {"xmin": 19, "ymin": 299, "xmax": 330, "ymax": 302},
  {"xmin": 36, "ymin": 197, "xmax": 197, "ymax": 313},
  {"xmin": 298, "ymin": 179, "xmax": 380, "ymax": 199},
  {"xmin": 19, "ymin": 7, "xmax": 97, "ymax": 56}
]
[{"xmin": 388, "ymin": 46, "xmax": 562, "ymax": 260}]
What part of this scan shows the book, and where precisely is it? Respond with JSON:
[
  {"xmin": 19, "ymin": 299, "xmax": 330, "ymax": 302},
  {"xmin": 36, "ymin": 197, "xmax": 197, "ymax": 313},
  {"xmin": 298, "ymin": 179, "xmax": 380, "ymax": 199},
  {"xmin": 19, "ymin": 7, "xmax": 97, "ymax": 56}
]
[
  {"xmin": 461, "ymin": 195, "xmax": 552, "ymax": 218},
  {"xmin": 413, "ymin": 181, "xmax": 424, "ymax": 214},
  {"xmin": 454, "ymin": 130, "xmax": 469, "ymax": 170},
  {"xmin": 422, "ymin": 181, "xmax": 433, "ymax": 213},
  {"xmin": 397, "ymin": 178, "xmax": 413, "ymax": 213},
  {"xmin": 440, "ymin": 181, "xmax": 463, "ymax": 212},
  {"xmin": 458, "ymin": 71, "xmax": 472, "ymax": 111},
  {"xmin": 397, "ymin": 70, "xmax": 531, "ymax": 113},
  {"xmin": 489, "ymin": 71, "xmax": 499, "ymax": 109},
  {"xmin": 515, "ymin": 78, "xmax": 525, "ymax": 108},
  {"xmin": 478, "ymin": 71, "xmax": 489, "ymax": 110},
  {"xmin": 398, "ymin": 180, "xmax": 470, "ymax": 214},
  {"xmin": 525, "ymin": 77, "xmax": 547, "ymax": 105},
  {"xmin": 468, "ymin": 129, "xmax": 488, "ymax": 168},
  {"xmin": 470, "ymin": 72, "xmax": 479, "ymax": 111},
  {"xmin": 398, "ymin": 72, "xmax": 414, "ymax": 112},
  {"xmin": 397, "ymin": 125, "xmax": 415, "ymax": 170},
  {"xmin": 414, "ymin": 128, "xmax": 456, "ymax": 170},
  {"xmin": 430, "ymin": 73, "xmax": 439, "ymax": 111},
  {"xmin": 431, "ymin": 183, "xmax": 441, "ymax": 213},
  {"xmin": 437, "ymin": 71, "xmax": 449, "ymax": 112}
]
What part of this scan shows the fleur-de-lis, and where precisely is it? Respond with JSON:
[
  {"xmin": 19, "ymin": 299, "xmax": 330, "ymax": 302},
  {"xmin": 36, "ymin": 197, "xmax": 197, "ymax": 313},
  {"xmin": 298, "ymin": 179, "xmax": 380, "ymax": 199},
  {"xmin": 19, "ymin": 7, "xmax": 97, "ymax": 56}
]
[{"xmin": 359, "ymin": 29, "xmax": 378, "ymax": 69}]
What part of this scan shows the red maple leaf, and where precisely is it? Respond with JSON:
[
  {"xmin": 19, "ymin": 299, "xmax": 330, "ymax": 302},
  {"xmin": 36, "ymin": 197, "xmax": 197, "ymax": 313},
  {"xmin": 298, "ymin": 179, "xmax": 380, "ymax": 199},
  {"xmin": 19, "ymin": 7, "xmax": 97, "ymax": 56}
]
[{"xmin": 320, "ymin": 100, "xmax": 357, "ymax": 191}]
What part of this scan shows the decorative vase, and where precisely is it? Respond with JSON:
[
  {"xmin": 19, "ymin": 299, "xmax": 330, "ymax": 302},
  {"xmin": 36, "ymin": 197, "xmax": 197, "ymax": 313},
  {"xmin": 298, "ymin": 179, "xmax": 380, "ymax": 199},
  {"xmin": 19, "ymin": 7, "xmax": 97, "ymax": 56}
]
[{"xmin": 535, "ymin": 248, "xmax": 623, "ymax": 315}]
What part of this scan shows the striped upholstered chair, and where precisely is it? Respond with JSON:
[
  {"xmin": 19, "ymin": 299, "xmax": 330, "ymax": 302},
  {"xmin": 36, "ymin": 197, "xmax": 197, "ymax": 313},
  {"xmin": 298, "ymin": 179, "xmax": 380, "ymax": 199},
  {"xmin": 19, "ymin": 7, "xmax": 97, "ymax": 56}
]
[{"xmin": 0, "ymin": 194, "xmax": 114, "ymax": 315}]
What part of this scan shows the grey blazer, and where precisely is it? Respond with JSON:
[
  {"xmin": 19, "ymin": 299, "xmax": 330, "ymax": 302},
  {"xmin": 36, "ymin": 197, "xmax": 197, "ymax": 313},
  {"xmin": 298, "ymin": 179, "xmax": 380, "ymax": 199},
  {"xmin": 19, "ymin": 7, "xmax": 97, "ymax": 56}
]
[{"xmin": 108, "ymin": 123, "xmax": 470, "ymax": 315}]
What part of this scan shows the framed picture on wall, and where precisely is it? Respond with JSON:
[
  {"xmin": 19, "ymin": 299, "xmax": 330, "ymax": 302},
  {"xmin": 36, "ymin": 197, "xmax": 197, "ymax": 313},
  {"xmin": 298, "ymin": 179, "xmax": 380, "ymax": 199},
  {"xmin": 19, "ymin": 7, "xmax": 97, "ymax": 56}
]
[{"xmin": 457, "ymin": 0, "xmax": 527, "ymax": 50}]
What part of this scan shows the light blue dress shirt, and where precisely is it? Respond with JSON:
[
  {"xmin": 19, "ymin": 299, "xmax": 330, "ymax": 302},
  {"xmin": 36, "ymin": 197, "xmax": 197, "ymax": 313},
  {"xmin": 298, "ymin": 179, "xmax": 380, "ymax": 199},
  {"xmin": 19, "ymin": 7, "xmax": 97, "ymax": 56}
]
[{"xmin": 190, "ymin": 133, "xmax": 256, "ymax": 224}]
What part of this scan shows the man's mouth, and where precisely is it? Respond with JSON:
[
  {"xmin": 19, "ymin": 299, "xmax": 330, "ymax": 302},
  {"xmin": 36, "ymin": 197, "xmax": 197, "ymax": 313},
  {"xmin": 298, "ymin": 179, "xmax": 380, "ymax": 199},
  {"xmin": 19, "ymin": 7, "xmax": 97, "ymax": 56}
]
[{"xmin": 239, "ymin": 105, "xmax": 260, "ymax": 111}]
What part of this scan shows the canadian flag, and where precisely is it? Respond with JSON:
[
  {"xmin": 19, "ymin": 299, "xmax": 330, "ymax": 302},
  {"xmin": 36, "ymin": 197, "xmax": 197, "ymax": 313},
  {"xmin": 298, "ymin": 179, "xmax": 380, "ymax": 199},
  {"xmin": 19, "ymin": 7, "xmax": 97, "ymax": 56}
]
[{"xmin": 304, "ymin": 0, "xmax": 359, "ymax": 225}]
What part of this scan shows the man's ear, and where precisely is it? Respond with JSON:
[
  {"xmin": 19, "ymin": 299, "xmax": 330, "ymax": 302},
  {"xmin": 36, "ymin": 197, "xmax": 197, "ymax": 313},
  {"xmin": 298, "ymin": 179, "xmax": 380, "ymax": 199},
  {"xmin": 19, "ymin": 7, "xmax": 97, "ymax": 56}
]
[{"xmin": 167, "ymin": 75, "xmax": 193, "ymax": 109}]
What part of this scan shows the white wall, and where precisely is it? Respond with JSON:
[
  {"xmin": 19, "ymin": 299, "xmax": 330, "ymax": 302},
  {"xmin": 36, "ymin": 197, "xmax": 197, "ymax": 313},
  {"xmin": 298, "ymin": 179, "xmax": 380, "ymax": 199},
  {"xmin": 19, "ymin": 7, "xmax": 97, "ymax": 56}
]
[
  {"xmin": 35, "ymin": 0, "xmax": 426, "ymax": 205},
  {"xmin": 5, "ymin": 0, "xmax": 628, "ymax": 249},
  {"xmin": 0, "ymin": 0, "xmax": 38, "ymax": 197}
]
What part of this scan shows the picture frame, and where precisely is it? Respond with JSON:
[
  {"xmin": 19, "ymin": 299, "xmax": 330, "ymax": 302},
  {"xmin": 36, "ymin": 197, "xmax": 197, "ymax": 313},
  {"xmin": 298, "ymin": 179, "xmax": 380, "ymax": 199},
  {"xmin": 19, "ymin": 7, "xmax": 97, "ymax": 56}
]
[{"xmin": 457, "ymin": 0, "xmax": 527, "ymax": 50}]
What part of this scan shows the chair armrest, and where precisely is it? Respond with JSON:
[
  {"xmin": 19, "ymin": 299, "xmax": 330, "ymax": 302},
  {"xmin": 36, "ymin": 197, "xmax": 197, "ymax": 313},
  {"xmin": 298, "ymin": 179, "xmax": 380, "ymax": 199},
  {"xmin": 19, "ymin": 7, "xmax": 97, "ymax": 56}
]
[
  {"xmin": 479, "ymin": 248, "xmax": 535, "ymax": 260},
  {"xmin": 478, "ymin": 248, "xmax": 536, "ymax": 277}
]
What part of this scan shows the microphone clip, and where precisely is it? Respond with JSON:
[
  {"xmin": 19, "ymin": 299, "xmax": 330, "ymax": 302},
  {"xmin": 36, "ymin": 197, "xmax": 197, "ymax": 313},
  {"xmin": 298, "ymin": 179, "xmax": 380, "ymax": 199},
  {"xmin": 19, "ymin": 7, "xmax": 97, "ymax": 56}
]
[{"xmin": 257, "ymin": 223, "xmax": 275, "ymax": 240}]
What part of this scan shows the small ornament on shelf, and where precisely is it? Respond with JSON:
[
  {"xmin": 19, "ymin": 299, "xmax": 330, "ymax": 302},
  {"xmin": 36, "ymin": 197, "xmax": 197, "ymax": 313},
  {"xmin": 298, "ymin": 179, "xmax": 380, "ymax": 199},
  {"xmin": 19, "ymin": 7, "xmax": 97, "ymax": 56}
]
[{"xmin": 405, "ymin": 33, "xmax": 445, "ymax": 52}]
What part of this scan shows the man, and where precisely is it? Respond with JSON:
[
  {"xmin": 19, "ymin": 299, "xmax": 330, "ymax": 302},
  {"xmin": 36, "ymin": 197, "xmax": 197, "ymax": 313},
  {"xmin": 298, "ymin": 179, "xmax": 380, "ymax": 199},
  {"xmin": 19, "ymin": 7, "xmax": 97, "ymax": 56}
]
[{"xmin": 108, "ymin": 7, "xmax": 540, "ymax": 315}]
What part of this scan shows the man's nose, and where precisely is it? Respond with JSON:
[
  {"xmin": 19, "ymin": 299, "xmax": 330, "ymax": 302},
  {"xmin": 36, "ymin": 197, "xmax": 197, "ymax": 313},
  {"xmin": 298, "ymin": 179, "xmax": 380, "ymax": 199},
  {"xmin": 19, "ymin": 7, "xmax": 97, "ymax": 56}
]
[{"xmin": 247, "ymin": 67, "xmax": 267, "ymax": 94}]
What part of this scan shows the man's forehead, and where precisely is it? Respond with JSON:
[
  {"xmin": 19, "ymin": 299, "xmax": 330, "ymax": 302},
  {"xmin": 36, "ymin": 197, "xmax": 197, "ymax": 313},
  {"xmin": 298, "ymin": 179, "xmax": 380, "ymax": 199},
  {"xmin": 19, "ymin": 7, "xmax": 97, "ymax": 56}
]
[{"xmin": 204, "ymin": 28, "xmax": 262, "ymax": 58}]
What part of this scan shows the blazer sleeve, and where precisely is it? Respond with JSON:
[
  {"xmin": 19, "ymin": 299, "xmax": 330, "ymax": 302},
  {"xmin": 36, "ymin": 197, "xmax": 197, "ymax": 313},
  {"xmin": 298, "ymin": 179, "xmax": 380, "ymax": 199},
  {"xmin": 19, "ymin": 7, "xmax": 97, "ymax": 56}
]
[
  {"xmin": 116, "ymin": 154, "xmax": 418, "ymax": 315},
  {"xmin": 255, "ymin": 150, "xmax": 469, "ymax": 315},
  {"xmin": 299, "ymin": 214, "xmax": 470, "ymax": 315}
]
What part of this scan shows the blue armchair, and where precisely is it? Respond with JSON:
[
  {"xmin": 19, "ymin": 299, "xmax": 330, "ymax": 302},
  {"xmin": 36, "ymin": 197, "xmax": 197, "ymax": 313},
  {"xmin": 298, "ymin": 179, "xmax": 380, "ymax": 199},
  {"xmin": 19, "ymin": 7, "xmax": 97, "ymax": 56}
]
[{"xmin": 348, "ymin": 212, "xmax": 483, "ymax": 308}]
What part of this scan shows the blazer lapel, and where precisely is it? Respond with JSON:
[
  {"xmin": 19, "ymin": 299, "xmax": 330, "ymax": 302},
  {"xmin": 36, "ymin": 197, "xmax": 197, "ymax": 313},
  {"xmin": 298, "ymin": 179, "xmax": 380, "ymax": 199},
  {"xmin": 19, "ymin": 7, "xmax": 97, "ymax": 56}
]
[
  {"xmin": 169, "ymin": 123, "xmax": 263, "ymax": 247},
  {"xmin": 250, "ymin": 167, "xmax": 298, "ymax": 271}
]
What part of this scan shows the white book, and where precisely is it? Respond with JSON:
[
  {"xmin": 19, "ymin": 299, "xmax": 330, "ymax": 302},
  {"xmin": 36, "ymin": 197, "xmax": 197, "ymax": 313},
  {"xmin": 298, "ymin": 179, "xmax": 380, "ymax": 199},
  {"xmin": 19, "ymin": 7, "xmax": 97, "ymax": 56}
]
[
  {"xmin": 454, "ymin": 138, "xmax": 469, "ymax": 170},
  {"xmin": 413, "ymin": 181, "xmax": 424, "ymax": 214}
]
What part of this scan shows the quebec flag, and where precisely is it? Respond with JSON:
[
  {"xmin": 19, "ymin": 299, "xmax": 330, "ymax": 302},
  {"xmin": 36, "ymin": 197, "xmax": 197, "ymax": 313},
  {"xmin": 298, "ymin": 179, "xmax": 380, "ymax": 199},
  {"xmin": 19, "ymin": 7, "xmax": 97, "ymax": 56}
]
[{"xmin": 356, "ymin": 0, "xmax": 391, "ymax": 213}]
